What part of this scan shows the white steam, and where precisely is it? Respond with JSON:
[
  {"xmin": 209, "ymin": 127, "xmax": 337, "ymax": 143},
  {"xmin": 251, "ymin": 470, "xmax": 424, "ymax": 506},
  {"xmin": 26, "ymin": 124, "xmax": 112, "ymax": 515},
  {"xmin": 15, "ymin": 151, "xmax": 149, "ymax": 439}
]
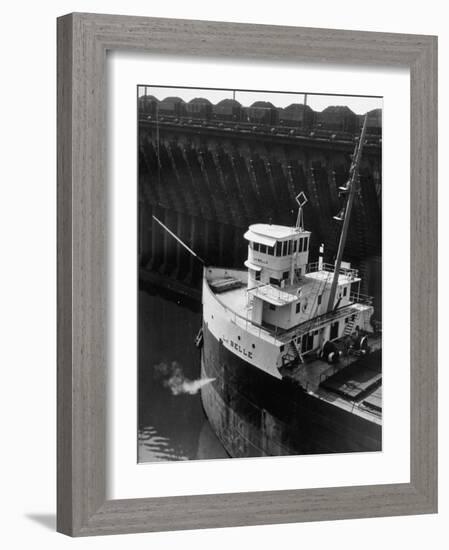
[{"xmin": 154, "ymin": 361, "xmax": 215, "ymax": 396}]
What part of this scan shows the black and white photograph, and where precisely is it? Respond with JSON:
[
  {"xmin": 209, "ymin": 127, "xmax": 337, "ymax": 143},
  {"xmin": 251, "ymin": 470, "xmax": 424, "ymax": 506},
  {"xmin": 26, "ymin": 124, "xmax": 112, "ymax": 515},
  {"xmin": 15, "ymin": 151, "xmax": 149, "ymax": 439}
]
[
  {"xmin": 0, "ymin": 0, "xmax": 442, "ymax": 543},
  {"xmin": 137, "ymin": 85, "xmax": 383, "ymax": 462}
]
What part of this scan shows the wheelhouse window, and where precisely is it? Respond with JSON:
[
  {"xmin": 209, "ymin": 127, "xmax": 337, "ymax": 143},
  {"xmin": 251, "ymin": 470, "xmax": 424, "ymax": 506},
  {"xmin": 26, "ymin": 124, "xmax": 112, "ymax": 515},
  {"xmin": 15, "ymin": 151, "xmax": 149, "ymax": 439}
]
[
  {"xmin": 269, "ymin": 277, "xmax": 280, "ymax": 287},
  {"xmin": 287, "ymin": 240, "xmax": 292, "ymax": 254},
  {"xmin": 293, "ymin": 239, "xmax": 298, "ymax": 253},
  {"xmin": 253, "ymin": 242, "xmax": 260, "ymax": 252},
  {"xmin": 269, "ymin": 304, "xmax": 276, "ymax": 311},
  {"xmin": 275, "ymin": 241, "xmax": 282, "ymax": 256},
  {"xmin": 282, "ymin": 241, "xmax": 288, "ymax": 255},
  {"xmin": 267, "ymin": 244, "xmax": 274, "ymax": 255},
  {"xmin": 282, "ymin": 271, "xmax": 289, "ymax": 280},
  {"xmin": 255, "ymin": 271, "xmax": 261, "ymax": 281},
  {"xmin": 303, "ymin": 237, "xmax": 309, "ymax": 251},
  {"xmin": 298, "ymin": 238, "xmax": 303, "ymax": 252},
  {"xmin": 295, "ymin": 302, "xmax": 301, "ymax": 314},
  {"xmin": 343, "ymin": 286, "xmax": 347, "ymax": 297}
]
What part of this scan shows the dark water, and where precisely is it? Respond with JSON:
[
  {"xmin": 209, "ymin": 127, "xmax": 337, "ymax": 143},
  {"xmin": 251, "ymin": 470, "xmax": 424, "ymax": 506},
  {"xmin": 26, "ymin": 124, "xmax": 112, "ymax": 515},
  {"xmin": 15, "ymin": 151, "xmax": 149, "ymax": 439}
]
[{"xmin": 138, "ymin": 287, "xmax": 228, "ymax": 462}]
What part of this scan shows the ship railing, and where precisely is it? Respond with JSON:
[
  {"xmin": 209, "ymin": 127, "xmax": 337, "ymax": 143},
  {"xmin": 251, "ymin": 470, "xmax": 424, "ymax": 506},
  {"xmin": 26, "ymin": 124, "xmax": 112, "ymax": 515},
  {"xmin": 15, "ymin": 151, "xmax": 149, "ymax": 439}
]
[
  {"xmin": 351, "ymin": 399, "xmax": 382, "ymax": 419},
  {"xmin": 306, "ymin": 261, "xmax": 359, "ymax": 280},
  {"xmin": 249, "ymin": 282, "xmax": 296, "ymax": 304},
  {"xmin": 226, "ymin": 304, "xmax": 277, "ymax": 342},
  {"xmin": 207, "ymin": 280, "xmax": 283, "ymax": 344},
  {"xmin": 349, "ymin": 292, "xmax": 373, "ymax": 306},
  {"xmin": 276, "ymin": 304, "xmax": 357, "ymax": 342},
  {"xmin": 207, "ymin": 277, "xmax": 371, "ymax": 345}
]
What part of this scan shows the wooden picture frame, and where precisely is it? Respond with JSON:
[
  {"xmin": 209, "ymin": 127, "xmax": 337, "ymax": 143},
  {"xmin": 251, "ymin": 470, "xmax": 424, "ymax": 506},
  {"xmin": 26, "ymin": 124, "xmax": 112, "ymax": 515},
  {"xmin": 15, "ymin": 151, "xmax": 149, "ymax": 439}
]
[{"xmin": 57, "ymin": 12, "xmax": 438, "ymax": 536}]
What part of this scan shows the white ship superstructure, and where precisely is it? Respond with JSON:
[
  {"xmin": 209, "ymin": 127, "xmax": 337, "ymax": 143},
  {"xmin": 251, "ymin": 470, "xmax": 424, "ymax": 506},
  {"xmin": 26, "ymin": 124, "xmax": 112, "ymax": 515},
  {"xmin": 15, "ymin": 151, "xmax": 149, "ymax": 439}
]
[{"xmin": 203, "ymin": 218, "xmax": 374, "ymax": 381}]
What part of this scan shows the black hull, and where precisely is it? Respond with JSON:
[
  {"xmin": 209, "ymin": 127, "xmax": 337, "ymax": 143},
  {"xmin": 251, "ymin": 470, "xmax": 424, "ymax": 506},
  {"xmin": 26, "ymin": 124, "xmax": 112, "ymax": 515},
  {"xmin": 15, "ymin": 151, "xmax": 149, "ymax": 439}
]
[{"xmin": 201, "ymin": 323, "xmax": 381, "ymax": 457}]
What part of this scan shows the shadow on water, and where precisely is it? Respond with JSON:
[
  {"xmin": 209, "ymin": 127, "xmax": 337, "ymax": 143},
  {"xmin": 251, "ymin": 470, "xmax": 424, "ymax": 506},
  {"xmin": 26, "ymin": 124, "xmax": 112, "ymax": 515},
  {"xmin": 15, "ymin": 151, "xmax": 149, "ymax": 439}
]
[{"xmin": 138, "ymin": 285, "xmax": 228, "ymax": 462}]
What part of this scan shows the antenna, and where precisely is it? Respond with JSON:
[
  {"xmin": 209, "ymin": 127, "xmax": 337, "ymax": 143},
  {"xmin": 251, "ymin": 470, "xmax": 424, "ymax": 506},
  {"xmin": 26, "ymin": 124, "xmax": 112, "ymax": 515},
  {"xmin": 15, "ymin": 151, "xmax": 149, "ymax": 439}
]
[
  {"xmin": 295, "ymin": 191, "xmax": 308, "ymax": 231},
  {"xmin": 152, "ymin": 216, "xmax": 205, "ymax": 265},
  {"xmin": 290, "ymin": 192, "xmax": 308, "ymax": 285}
]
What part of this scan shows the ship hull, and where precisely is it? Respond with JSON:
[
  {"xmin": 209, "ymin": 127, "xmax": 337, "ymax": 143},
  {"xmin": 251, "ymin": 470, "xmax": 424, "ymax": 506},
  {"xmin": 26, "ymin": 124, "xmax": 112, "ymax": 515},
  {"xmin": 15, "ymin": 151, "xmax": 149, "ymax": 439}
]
[{"xmin": 201, "ymin": 323, "xmax": 381, "ymax": 457}]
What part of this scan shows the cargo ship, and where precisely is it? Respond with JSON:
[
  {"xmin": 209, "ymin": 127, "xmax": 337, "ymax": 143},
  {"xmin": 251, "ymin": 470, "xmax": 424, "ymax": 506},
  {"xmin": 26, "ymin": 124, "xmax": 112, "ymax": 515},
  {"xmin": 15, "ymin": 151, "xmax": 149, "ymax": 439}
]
[{"xmin": 155, "ymin": 115, "xmax": 382, "ymax": 457}]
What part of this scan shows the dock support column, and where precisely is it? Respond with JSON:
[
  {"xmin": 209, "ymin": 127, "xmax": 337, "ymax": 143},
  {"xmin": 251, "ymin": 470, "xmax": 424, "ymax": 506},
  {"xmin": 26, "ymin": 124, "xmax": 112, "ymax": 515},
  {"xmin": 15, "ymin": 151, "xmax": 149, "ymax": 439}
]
[
  {"xmin": 218, "ymin": 223, "xmax": 225, "ymax": 265},
  {"xmin": 173, "ymin": 211, "xmax": 186, "ymax": 279},
  {"xmin": 159, "ymin": 209, "xmax": 176, "ymax": 276},
  {"xmin": 147, "ymin": 204, "xmax": 162, "ymax": 271},
  {"xmin": 185, "ymin": 215, "xmax": 196, "ymax": 285}
]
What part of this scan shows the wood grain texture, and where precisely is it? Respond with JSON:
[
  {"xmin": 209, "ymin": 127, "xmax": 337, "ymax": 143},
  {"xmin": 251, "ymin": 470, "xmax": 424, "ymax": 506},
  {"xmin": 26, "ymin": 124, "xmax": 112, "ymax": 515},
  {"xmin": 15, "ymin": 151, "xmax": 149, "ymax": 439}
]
[
  {"xmin": 56, "ymin": 12, "xmax": 438, "ymax": 537},
  {"xmin": 57, "ymin": 13, "xmax": 74, "ymax": 536}
]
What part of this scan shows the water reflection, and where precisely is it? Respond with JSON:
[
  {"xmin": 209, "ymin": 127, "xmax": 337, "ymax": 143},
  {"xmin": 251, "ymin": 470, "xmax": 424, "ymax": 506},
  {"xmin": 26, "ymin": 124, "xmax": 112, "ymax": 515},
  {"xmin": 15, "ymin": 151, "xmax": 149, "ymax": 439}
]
[{"xmin": 138, "ymin": 287, "xmax": 228, "ymax": 462}]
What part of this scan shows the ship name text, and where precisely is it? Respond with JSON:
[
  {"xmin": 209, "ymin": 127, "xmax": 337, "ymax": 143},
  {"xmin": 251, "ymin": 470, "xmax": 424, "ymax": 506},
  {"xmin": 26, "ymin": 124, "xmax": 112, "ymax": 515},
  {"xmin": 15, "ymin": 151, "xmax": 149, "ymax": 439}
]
[{"xmin": 229, "ymin": 339, "xmax": 253, "ymax": 359}]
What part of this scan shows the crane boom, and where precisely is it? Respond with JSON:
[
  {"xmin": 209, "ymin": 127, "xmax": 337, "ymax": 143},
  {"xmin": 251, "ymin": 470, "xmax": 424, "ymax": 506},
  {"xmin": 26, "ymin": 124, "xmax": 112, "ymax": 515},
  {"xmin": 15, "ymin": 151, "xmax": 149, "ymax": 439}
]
[
  {"xmin": 326, "ymin": 115, "xmax": 368, "ymax": 313},
  {"xmin": 152, "ymin": 215, "xmax": 205, "ymax": 265}
]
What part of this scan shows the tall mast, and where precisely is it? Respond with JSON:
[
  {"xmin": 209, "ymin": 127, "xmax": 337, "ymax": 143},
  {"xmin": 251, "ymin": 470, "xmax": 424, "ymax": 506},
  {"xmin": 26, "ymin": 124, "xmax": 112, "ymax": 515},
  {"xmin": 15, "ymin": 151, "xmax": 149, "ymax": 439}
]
[{"xmin": 326, "ymin": 114, "xmax": 368, "ymax": 312}]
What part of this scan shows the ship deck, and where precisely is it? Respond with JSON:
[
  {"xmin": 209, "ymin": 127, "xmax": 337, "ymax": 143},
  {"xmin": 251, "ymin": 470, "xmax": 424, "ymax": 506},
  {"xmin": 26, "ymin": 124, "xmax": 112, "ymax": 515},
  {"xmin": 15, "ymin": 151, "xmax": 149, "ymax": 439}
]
[
  {"xmin": 207, "ymin": 271, "xmax": 368, "ymax": 344},
  {"xmin": 248, "ymin": 270, "xmax": 355, "ymax": 304},
  {"xmin": 206, "ymin": 269, "xmax": 382, "ymax": 425},
  {"xmin": 280, "ymin": 340, "xmax": 382, "ymax": 424}
]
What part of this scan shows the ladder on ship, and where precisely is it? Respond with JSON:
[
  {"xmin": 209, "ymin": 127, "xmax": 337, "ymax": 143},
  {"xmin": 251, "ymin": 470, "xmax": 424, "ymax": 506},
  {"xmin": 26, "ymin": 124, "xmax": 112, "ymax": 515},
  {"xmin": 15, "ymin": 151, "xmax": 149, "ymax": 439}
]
[
  {"xmin": 283, "ymin": 339, "xmax": 304, "ymax": 367},
  {"xmin": 343, "ymin": 316, "xmax": 356, "ymax": 336},
  {"xmin": 291, "ymin": 340, "xmax": 304, "ymax": 364}
]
